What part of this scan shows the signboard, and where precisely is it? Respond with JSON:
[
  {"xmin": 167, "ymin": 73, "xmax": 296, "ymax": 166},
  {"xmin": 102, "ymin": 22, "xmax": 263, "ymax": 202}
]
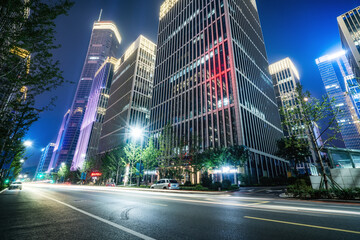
[{"xmin": 90, "ymin": 172, "xmax": 102, "ymax": 177}]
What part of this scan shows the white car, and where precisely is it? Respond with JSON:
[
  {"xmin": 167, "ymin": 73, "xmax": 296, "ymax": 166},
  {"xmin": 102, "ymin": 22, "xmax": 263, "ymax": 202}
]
[
  {"xmin": 151, "ymin": 179, "xmax": 180, "ymax": 189},
  {"xmin": 9, "ymin": 181, "xmax": 22, "ymax": 190}
]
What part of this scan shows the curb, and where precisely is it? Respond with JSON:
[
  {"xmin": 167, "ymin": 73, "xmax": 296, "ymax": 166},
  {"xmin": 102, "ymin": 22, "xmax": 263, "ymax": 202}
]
[
  {"xmin": 279, "ymin": 193, "xmax": 360, "ymax": 204},
  {"xmin": 0, "ymin": 188, "xmax": 8, "ymax": 194},
  {"xmin": 114, "ymin": 187, "xmax": 231, "ymax": 195}
]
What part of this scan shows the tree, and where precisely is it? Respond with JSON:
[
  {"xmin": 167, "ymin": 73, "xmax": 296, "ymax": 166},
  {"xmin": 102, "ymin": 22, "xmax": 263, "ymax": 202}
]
[
  {"xmin": 141, "ymin": 137, "xmax": 159, "ymax": 184},
  {"xmin": 281, "ymin": 84, "xmax": 342, "ymax": 189},
  {"xmin": 124, "ymin": 143, "xmax": 142, "ymax": 185},
  {"xmin": 101, "ymin": 147, "xmax": 126, "ymax": 185},
  {"xmin": 276, "ymin": 136, "xmax": 311, "ymax": 176},
  {"xmin": 0, "ymin": 0, "xmax": 74, "ymax": 183},
  {"xmin": 57, "ymin": 164, "xmax": 69, "ymax": 182},
  {"xmin": 219, "ymin": 145, "xmax": 249, "ymax": 168}
]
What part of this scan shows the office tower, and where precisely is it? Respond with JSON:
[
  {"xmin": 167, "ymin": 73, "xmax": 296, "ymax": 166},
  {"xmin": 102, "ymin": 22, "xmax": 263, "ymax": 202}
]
[
  {"xmin": 316, "ymin": 51, "xmax": 360, "ymax": 150},
  {"xmin": 98, "ymin": 35, "xmax": 156, "ymax": 153},
  {"xmin": 269, "ymin": 58, "xmax": 317, "ymax": 172},
  {"xmin": 34, "ymin": 143, "xmax": 55, "ymax": 179},
  {"xmin": 338, "ymin": 6, "xmax": 360, "ymax": 79},
  {"xmin": 53, "ymin": 21, "xmax": 121, "ymax": 169},
  {"xmin": 71, "ymin": 57, "xmax": 117, "ymax": 171},
  {"xmin": 48, "ymin": 109, "xmax": 70, "ymax": 172},
  {"xmin": 151, "ymin": 0, "xmax": 288, "ymax": 182}
]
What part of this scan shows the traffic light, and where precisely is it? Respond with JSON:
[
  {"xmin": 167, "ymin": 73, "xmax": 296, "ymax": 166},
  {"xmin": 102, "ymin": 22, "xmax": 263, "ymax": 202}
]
[{"xmin": 4, "ymin": 179, "xmax": 9, "ymax": 184}]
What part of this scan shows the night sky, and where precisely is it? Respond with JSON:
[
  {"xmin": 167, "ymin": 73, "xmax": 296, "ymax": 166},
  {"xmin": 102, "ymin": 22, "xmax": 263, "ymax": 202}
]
[{"xmin": 23, "ymin": 0, "xmax": 360, "ymax": 173}]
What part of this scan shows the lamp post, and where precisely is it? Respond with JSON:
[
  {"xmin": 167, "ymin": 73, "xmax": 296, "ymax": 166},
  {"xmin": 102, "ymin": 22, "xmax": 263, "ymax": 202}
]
[{"xmin": 129, "ymin": 126, "xmax": 144, "ymax": 186}]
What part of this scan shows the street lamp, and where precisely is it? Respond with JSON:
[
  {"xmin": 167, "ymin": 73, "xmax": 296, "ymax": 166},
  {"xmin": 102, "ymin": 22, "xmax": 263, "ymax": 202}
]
[
  {"xmin": 61, "ymin": 162, "xmax": 65, "ymax": 167},
  {"xmin": 130, "ymin": 126, "xmax": 143, "ymax": 140},
  {"xmin": 23, "ymin": 140, "xmax": 33, "ymax": 147}
]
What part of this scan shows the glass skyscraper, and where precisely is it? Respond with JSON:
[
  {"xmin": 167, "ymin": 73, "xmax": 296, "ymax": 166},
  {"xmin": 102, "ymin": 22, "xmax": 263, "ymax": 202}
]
[
  {"xmin": 98, "ymin": 35, "xmax": 156, "ymax": 153},
  {"xmin": 35, "ymin": 143, "xmax": 55, "ymax": 178},
  {"xmin": 53, "ymin": 21, "xmax": 121, "ymax": 169},
  {"xmin": 151, "ymin": 0, "xmax": 288, "ymax": 183},
  {"xmin": 71, "ymin": 57, "xmax": 117, "ymax": 171},
  {"xmin": 338, "ymin": 6, "xmax": 360, "ymax": 79},
  {"xmin": 316, "ymin": 51, "xmax": 360, "ymax": 150}
]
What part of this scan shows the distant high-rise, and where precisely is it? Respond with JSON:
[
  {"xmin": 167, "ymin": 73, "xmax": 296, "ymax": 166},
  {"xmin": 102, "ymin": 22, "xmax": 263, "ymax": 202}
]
[
  {"xmin": 35, "ymin": 143, "xmax": 55, "ymax": 179},
  {"xmin": 151, "ymin": 0, "xmax": 288, "ymax": 183},
  {"xmin": 98, "ymin": 35, "xmax": 156, "ymax": 153},
  {"xmin": 71, "ymin": 57, "xmax": 117, "ymax": 171},
  {"xmin": 338, "ymin": 6, "xmax": 360, "ymax": 79},
  {"xmin": 316, "ymin": 51, "xmax": 360, "ymax": 150},
  {"xmin": 48, "ymin": 109, "xmax": 70, "ymax": 172},
  {"xmin": 53, "ymin": 21, "xmax": 121, "ymax": 169},
  {"xmin": 269, "ymin": 58, "xmax": 317, "ymax": 171}
]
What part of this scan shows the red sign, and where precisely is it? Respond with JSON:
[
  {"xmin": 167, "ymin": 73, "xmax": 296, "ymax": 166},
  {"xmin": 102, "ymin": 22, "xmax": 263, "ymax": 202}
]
[{"xmin": 90, "ymin": 172, "xmax": 102, "ymax": 177}]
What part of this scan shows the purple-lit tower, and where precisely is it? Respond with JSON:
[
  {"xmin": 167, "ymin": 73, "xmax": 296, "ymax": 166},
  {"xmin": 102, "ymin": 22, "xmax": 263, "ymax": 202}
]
[
  {"xmin": 53, "ymin": 21, "xmax": 121, "ymax": 169},
  {"xmin": 47, "ymin": 109, "xmax": 70, "ymax": 172},
  {"xmin": 71, "ymin": 57, "xmax": 117, "ymax": 171}
]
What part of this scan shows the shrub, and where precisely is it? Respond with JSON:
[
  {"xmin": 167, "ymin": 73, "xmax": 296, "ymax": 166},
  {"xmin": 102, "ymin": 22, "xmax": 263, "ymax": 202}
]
[
  {"xmin": 210, "ymin": 182, "xmax": 222, "ymax": 191},
  {"xmin": 201, "ymin": 174, "xmax": 212, "ymax": 188},
  {"xmin": 183, "ymin": 181, "xmax": 192, "ymax": 186},
  {"xmin": 222, "ymin": 179, "xmax": 232, "ymax": 190}
]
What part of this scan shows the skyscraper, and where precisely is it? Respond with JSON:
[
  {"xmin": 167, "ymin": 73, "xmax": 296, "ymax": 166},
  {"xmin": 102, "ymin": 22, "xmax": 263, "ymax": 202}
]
[
  {"xmin": 338, "ymin": 6, "xmax": 360, "ymax": 79},
  {"xmin": 47, "ymin": 109, "xmax": 70, "ymax": 172},
  {"xmin": 269, "ymin": 58, "xmax": 317, "ymax": 172},
  {"xmin": 316, "ymin": 51, "xmax": 360, "ymax": 150},
  {"xmin": 98, "ymin": 35, "xmax": 156, "ymax": 153},
  {"xmin": 151, "ymin": 0, "xmax": 288, "ymax": 183},
  {"xmin": 53, "ymin": 21, "xmax": 121, "ymax": 169},
  {"xmin": 34, "ymin": 143, "xmax": 55, "ymax": 179},
  {"xmin": 71, "ymin": 57, "xmax": 117, "ymax": 171}
]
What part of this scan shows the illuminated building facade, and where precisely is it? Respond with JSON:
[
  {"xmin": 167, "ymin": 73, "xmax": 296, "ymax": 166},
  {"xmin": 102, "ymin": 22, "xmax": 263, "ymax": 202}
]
[
  {"xmin": 338, "ymin": 6, "xmax": 360, "ymax": 79},
  {"xmin": 269, "ymin": 58, "xmax": 317, "ymax": 173},
  {"xmin": 71, "ymin": 58, "xmax": 117, "ymax": 171},
  {"xmin": 53, "ymin": 21, "xmax": 121, "ymax": 169},
  {"xmin": 34, "ymin": 143, "xmax": 55, "ymax": 179},
  {"xmin": 316, "ymin": 51, "xmax": 360, "ymax": 150},
  {"xmin": 98, "ymin": 35, "xmax": 156, "ymax": 153},
  {"xmin": 48, "ymin": 109, "xmax": 70, "ymax": 172},
  {"xmin": 151, "ymin": 0, "xmax": 288, "ymax": 183}
]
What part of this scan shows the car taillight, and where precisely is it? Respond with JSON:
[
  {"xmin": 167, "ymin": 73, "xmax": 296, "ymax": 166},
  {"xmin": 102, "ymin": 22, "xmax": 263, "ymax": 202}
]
[{"xmin": 168, "ymin": 183, "xmax": 171, "ymax": 187}]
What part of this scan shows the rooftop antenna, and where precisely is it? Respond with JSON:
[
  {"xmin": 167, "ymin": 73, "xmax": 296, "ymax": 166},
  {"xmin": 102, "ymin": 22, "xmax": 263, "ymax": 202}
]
[{"xmin": 98, "ymin": 9, "xmax": 103, "ymax": 22}]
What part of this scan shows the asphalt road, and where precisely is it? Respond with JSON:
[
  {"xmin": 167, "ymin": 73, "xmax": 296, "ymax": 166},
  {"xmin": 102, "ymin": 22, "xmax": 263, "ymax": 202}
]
[{"xmin": 1, "ymin": 184, "xmax": 360, "ymax": 240}]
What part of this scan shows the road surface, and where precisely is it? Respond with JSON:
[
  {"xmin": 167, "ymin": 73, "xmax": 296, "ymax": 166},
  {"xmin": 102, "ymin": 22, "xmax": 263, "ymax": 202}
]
[{"xmin": 0, "ymin": 184, "xmax": 359, "ymax": 240}]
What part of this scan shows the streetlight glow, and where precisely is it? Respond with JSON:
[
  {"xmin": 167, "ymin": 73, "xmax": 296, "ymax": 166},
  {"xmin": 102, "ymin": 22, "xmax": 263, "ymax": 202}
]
[
  {"xmin": 20, "ymin": 159, "xmax": 25, "ymax": 163},
  {"xmin": 23, "ymin": 140, "xmax": 33, "ymax": 147},
  {"xmin": 61, "ymin": 162, "xmax": 65, "ymax": 166},
  {"xmin": 130, "ymin": 126, "xmax": 143, "ymax": 140}
]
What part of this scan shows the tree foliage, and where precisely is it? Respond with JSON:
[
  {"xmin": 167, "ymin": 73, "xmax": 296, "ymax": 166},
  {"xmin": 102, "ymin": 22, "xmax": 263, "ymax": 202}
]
[
  {"xmin": 280, "ymin": 84, "xmax": 342, "ymax": 189},
  {"xmin": 276, "ymin": 136, "xmax": 310, "ymax": 175},
  {"xmin": 0, "ymin": 0, "xmax": 74, "ymax": 183}
]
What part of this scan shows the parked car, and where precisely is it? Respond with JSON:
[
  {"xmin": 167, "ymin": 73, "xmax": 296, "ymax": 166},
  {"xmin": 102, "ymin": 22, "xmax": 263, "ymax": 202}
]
[
  {"xmin": 106, "ymin": 183, "xmax": 116, "ymax": 187},
  {"xmin": 9, "ymin": 181, "xmax": 22, "ymax": 190},
  {"xmin": 150, "ymin": 179, "xmax": 179, "ymax": 189}
]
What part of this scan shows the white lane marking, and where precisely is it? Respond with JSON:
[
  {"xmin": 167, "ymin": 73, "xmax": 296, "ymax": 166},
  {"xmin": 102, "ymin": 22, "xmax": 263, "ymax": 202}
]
[
  {"xmin": 0, "ymin": 188, "xmax": 8, "ymax": 194},
  {"xmin": 35, "ymin": 191, "xmax": 156, "ymax": 240}
]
